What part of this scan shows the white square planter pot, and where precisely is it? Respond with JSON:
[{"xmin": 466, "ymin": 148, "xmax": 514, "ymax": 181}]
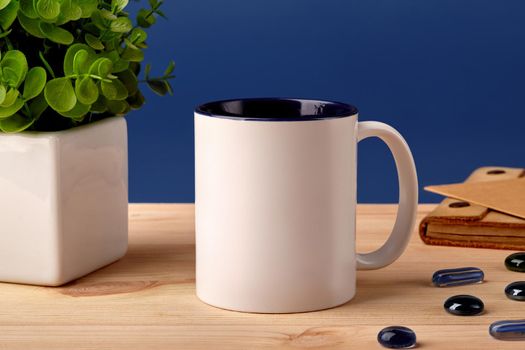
[{"xmin": 0, "ymin": 117, "xmax": 128, "ymax": 286}]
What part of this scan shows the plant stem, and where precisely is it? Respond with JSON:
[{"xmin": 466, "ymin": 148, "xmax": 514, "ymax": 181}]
[
  {"xmin": 138, "ymin": 75, "xmax": 175, "ymax": 83},
  {"xmin": 64, "ymin": 74, "xmax": 113, "ymax": 83},
  {"xmin": 23, "ymin": 103, "xmax": 31, "ymax": 118},
  {"xmin": 39, "ymin": 52, "xmax": 56, "ymax": 79}
]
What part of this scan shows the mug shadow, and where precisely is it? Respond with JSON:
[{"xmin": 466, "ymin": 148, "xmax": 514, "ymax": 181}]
[{"xmin": 341, "ymin": 275, "xmax": 431, "ymax": 307}]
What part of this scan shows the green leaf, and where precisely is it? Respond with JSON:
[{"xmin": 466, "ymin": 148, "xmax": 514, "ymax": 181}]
[
  {"xmin": 17, "ymin": 12, "xmax": 45, "ymax": 38},
  {"xmin": 23, "ymin": 67, "xmax": 47, "ymax": 100},
  {"xmin": 77, "ymin": 0, "xmax": 97, "ymax": 18},
  {"xmin": 110, "ymin": 79, "xmax": 128, "ymax": 100},
  {"xmin": 100, "ymin": 50, "xmax": 129, "ymax": 73},
  {"xmin": 58, "ymin": 100, "xmax": 89, "ymax": 119},
  {"xmin": 36, "ymin": 0, "xmax": 61, "ymax": 21},
  {"xmin": 116, "ymin": 69, "xmax": 138, "ymax": 95},
  {"xmin": 54, "ymin": 13, "xmax": 69, "ymax": 26},
  {"xmin": 91, "ymin": 95, "xmax": 107, "ymax": 113},
  {"xmin": 111, "ymin": 0, "xmax": 128, "ymax": 12},
  {"xmin": 100, "ymin": 8, "xmax": 116, "ymax": 20},
  {"xmin": 0, "ymin": 29, "xmax": 11, "ymax": 39},
  {"xmin": 147, "ymin": 80, "xmax": 169, "ymax": 96},
  {"xmin": 0, "ymin": 85, "xmax": 6, "ymax": 105},
  {"xmin": 73, "ymin": 49, "xmax": 90, "ymax": 74},
  {"xmin": 113, "ymin": 59, "xmax": 129, "ymax": 73},
  {"xmin": 129, "ymin": 28, "xmax": 147, "ymax": 45},
  {"xmin": 136, "ymin": 41, "xmax": 148, "ymax": 49},
  {"xmin": 127, "ymin": 90, "xmax": 144, "ymax": 110},
  {"xmin": 123, "ymin": 38, "xmax": 137, "ymax": 50},
  {"xmin": 2, "ymin": 50, "xmax": 28, "ymax": 72},
  {"xmin": 1, "ymin": 50, "xmax": 28, "ymax": 88},
  {"xmin": 121, "ymin": 47, "xmax": 144, "ymax": 62},
  {"xmin": 110, "ymin": 16, "xmax": 132, "ymax": 33},
  {"xmin": 75, "ymin": 76, "xmax": 98, "ymax": 105},
  {"xmin": 28, "ymin": 93, "xmax": 48, "ymax": 119},
  {"xmin": 0, "ymin": 0, "xmax": 19, "ymax": 30},
  {"xmin": 165, "ymin": 80, "xmax": 173, "ymax": 95},
  {"xmin": 63, "ymin": 44, "xmax": 95, "ymax": 76},
  {"xmin": 44, "ymin": 77, "xmax": 76, "ymax": 112},
  {"xmin": 0, "ymin": 113, "xmax": 36, "ymax": 133},
  {"xmin": 90, "ymin": 9, "xmax": 107, "ymax": 30},
  {"xmin": 1, "ymin": 88, "xmax": 19, "ymax": 107},
  {"xmin": 128, "ymin": 62, "xmax": 140, "ymax": 76},
  {"xmin": 89, "ymin": 57, "xmax": 113, "ymax": 77},
  {"xmin": 121, "ymin": 101, "xmax": 131, "ymax": 115},
  {"xmin": 101, "ymin": 79, "xmax": 127, "ymax": 100},
  {"xmin": 0, "ymin": 0, "xmax": 11, "ymax": 11},
  {"xmin": 61, "ymin": 0, "xmax": 82, "ymax": 21},
  {"xmin": 164, "ymin": 60, "xmax": 175, "ymax": 76},
  {"xmin": 19, "ymin": 0, "xmax": 38, "ymax": 19},
  {"xmin": 81, "ymin": 22, "xmax": 98, "ymax": 34},
  {"xmin": 101, "ymin": 49, "xmax": 119, "ymax": 63},
  {"xmin": 2, "ymin": 67, "xmax": 18, "ymax": 87},
  {"xmin": 102, "ymin": 32, "xmax": 121, "ymax": 47},
  {"xmin": 39, "ymin": 23, "xmax": 74, "ymax": 45},
  {"xmin": 106, "ymin": 99, "xmax": 127, "ymax": 114},
  {"xmin": 137, "ymin": 8, "xmax": 155, "ymax": 28},
  {"xmin": 156, "ymin": 9, "xmax": 167, "ymax": 20},
  {"xmin": 85, "ymin": 33, "xmax": 104, "ymax": 50},
  {"xmin": 0, "ymin": 93, "xmax": 49, "ymax": 133},
  {"xmin": 0, "ymin": 98, "xmax": 24, "ymax": 118}
]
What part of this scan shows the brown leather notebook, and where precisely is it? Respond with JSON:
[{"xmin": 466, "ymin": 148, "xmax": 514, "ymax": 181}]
[{"xmin": 419, "ymin": 167, "xmax": 525, "ymax": 250}]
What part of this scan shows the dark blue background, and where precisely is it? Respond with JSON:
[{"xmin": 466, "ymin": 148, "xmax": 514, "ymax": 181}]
[{"xmin": 127, "ymin": 0, "xmax": 525, "ymax": 203}]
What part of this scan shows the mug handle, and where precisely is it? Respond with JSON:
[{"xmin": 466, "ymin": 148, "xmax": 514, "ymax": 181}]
[{"xmin": 356, "ymin": 121, "xmax": 418, "ymax": 270}]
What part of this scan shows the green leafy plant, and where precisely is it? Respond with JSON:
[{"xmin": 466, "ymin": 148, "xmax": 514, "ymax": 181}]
[{"xmin": 0, "ymin": 0, "xmax": 173, "ymax": 132}]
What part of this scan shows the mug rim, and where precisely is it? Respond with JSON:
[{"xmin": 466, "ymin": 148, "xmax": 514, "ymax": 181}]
[{"xmin": 195, "ymin": 97, "xmax": 358, "ymax": 121}]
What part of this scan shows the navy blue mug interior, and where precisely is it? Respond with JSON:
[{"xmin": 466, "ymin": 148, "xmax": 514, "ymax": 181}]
[{"xmin": 196, "ymin": 98, "xmax": 358, "ymax": 121}]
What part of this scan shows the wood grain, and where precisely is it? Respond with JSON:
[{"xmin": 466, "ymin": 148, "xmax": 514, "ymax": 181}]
[{"xmin": 0, "ymin": 204, "xmax": 523, "ymax": 349}]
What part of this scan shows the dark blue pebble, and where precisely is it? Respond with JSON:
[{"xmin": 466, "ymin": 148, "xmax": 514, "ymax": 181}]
[
  {"xmin": 432, "ymin": 267, "xmax": 484, "ymax": 287},
  {"xmin": 377, "ymin": 326, "xmax": 416, "ymax": 349},
  {"xmin": 505, "ymin": 281, "xmax": 525, "ymax": 301},
  {"xmin": 444, "ymin": 295, "xmax": 484, "ymax": 316},
  {"xmin": 505, "ymin": 252, "xmax": 525, "ymax": 272},
  {"xmin": 489, "ymin": 319, "xmax": 525, "ymax": 340}
]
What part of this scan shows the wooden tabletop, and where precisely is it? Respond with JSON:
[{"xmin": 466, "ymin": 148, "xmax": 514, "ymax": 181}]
[{"xmin": 1, "ymin": 204, "xmax": 524, "ymax": 349}]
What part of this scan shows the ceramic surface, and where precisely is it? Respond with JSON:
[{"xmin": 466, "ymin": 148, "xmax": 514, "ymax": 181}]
[
  {"xmin": 0, "ymin": 117, "xmax": 128, "ymax": 286},
  {"xmin": 194, "ymin": 98, "xmax": 418, "ymax": 313}
]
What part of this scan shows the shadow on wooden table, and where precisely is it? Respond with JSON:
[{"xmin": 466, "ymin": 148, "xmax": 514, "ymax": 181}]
[
  {"xmin": 345, "ymin": 274, "xmax": 430, "ymax": 306},
  {"xmin": 56, "ymin": 239, "xmax": 195, "ymax": 298}
]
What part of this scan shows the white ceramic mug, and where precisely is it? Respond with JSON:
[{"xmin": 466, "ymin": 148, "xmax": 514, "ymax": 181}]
[{"xmin": 194, "ymin": 98, "xmax": 418, "ymax": 313}]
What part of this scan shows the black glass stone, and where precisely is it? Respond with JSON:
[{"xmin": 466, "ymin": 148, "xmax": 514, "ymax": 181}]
[
  {"xmin": 444, "ymin": 295, "xmax": 484, "ymax": 316},
  {"xmin": 505, "ymin": 281, "xmax": 525, "ymax": 301},
  {"xmin": 490, "ymin": 319, "xmax": 525, "ymax": 340},
  {"xmin": 377, "ymin": 326, "xmax": 416, "ymax": 349},
  {"xmin": 505, "ymin": 252, "xmax": 525, "ymax": 272},
  {"xmin": 432, "ymin": 267, "xmax": 484, "ymax": 287}
]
